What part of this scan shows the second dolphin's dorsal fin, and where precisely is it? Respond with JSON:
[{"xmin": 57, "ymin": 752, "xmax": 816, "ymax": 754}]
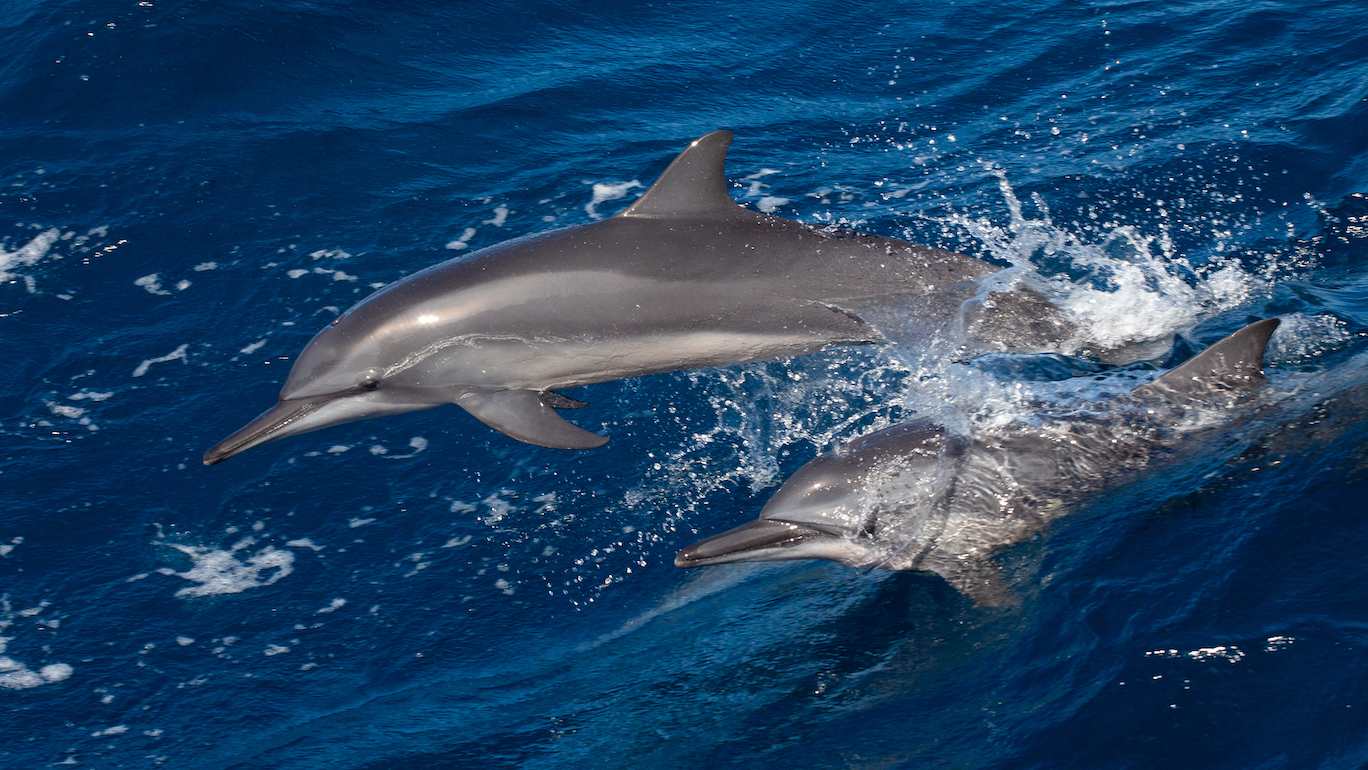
[
  {"xmin": 619, "ymin": 130, "xmax": 742, "ymax": 219},
  {"xmin": 1134, "ymin": 318, "xmax": 1280, "ymax": 403}
]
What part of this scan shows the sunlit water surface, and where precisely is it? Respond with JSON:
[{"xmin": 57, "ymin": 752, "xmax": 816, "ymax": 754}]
[{"xmin": 3, "ymin": 1, "xmax": 1368, "ymax": 767}]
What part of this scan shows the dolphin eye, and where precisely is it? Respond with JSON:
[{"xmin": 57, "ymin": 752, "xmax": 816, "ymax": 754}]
[{"xmin": 362, "ymin": 378, "xmax": 380, "ymax": 391}]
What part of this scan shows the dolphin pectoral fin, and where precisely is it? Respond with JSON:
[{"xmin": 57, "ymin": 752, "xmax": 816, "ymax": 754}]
[
  {"xmin": 538, "ymin": 390, "xmax": 589, "ymax": 410},
  {"xmin": 925, "ymin": 555, "xmax": 1017, "ymax": 608},
  {"xmin": 455, "ymin": 389, "xmax": 609, "ymax": 450},
  {"xmin": 1134, "ymin": 318, "xmax": 1280, "ymax": 403}
]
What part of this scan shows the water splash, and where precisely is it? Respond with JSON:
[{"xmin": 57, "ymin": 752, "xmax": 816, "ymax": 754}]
[{"xmin": 948, "ymin": 168, "xmax": 1265, "ymax": 350}]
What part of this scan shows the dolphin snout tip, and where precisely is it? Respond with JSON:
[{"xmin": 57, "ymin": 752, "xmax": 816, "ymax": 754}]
[
  {"xmin": 203, "ymin": 433, "xmax": 252, "ymax": 466},
  {"xmin": 202, "ymin": 442, "xmax": 233, "ymax": 466}
]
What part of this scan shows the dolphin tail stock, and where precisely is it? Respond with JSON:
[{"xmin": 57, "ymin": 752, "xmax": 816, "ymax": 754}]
[
  {"xmin": 454, "ymin": 388, "xmax": 609, "ymax": 450},
  {"xmin": 1133, "ymin": 317, "xmax": 1280, "ymax": 404}
]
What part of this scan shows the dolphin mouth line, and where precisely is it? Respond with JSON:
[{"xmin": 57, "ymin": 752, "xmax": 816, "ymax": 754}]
[
  {"xmin": 674, "ymin": 519, "xmax": 831, "ymax": 567},
  {"xmin": 202, "ymin": 396, "xmax": 331, "ymax": 466}
]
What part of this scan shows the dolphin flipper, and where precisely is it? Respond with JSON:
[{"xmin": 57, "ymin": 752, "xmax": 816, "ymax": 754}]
[
  {"xmin": 923, "ymin": 554, "xmax": 1017, "ymax": 608},
  {"xmin": 539, "ymin": 390, "xmax": 589, "ymax": 409},
  {"xmin": 455, "ymin": 389, "xmax": 609, "ymax": 449},
  {"xmin": 1135, "ymin": 318, "xmax": 1280, "ymax": 403}
]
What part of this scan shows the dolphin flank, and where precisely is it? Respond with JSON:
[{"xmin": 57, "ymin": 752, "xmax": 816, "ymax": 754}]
[
  {"xmin": 205, "ymin": 131, "xmax": 1070, "ymax": 465},
  {"xmin": 675, "ymin": 318, "xmax": 1281, "ymax": 605}
]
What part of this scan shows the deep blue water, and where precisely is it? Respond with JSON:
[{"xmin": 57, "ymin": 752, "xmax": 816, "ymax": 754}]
[{"xmin": 4, "ymin": 1, "xmax": 1368, "ymax": 767}]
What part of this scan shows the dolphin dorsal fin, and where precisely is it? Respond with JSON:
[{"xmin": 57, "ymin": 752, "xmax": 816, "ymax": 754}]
[
  {"xmin": 1134, "ymin": 318, "xmax": 1280, "ymax": 403},
  {"xmin": 620, "ymin": 130, "xmax": 742, "ymax": 219}
]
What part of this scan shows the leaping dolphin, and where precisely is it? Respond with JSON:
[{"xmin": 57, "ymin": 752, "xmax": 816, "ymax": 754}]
[
  {"xmin": 205, "ymin": 131, "xmax": 1072, "ymax": 465},
  {"xmin": 675, "ymin": 318, "xmax": 1281, "ymax": 605}
]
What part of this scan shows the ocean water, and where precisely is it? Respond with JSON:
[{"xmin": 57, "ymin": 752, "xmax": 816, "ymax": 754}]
[{"xmin": 3, "ymin": 0, "xmax": 1368, "ymax": 767}]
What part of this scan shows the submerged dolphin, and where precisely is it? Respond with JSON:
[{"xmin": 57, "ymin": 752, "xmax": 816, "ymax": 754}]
[
  {"xmin": 675, "ymin": 318, "xmax": 1281, "ymax": 605},
  {"xmin": 205, "ymin": 130, "xmax": 1071, "ymax": 465}
]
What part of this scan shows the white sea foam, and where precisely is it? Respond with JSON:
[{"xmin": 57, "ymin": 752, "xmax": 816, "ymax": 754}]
[
  {"xmin": 44, "ymin": 399, "xmax": 99, "ymax": 432},
  {"xmin": 318, "ymin": 266, "xmax": 356, "ymax": 281},
  {"xmin": 0, "ymin": 598, "xmax": 73, "ymax": 691},
  {"xmin": 403, "ymin": 553, "xmax": 430, "ymax": 578},
  {"xmin": 1145, "ymin": 645, "xmax": 1245, "ymax": 663},
  {"xmin": 240, "ymin": 339, "xmax": 267, "ymax": 355},
  {"xmin": 0, "ymin": 658, "xmax": 74, "ymax": 690},
  {"xmin": 483, "ymin": 206, "xmax": 509, "ymax": 226},
  {"xmin": 316, "ymin": 598, "xmax": 346, "ymax": 614},
  {"xmin": 481, "ymin": 490, "xmax": 516, "ymax": 526},
  {"xmin": 159, "ymin": 538, "xmax": 295, "ymax": 598},
  {"xmin": 296, "ymin": 266, "xmax": 359, "ymax": 282},
  {"xmin": 133, "ymin": 344, "xmax": 188, "ymax": 377},
  {"xmin": 743, "ymin": 168, "xmax": 783, "ymax": 202},
  {"xmin": 757, "ymin": 196, "xmax": 789, "ymax": 213},
  {"xmin": 46, "ymin": 402, "xmax": 86, "ymax": 419},
  {"xmin": 445, "ymin": 227, "xmax": 477, "ymax": 250},
  {"xmin": 374, "ymin": 436, "xmax": 428, "ymax": 459},
  {"xmin": 68, "ymin": 390, "xmax": 113, "ymax": 402},
  {"xmin": 285, "ymin": 538, "xmax": 324, "ymax": 552},
  {"xmin": 585, "ymin": 180, "xmax": 641, "ymax": 219},
  {"xmin": 0, "ymin": 228, "xmax": 61, "ymax": 292},
  {"xmin": 135, "ymin": 273, "xmax": 190, "ymax": 295}
]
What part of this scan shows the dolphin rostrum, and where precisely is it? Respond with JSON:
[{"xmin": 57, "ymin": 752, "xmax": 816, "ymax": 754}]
[
  {"xmin": 675, "ymin": 318, "xmax": 1281, "ymax": 605},
  {"xmin": 205, "ymin": 130, "xmax": 1073, "ymax": 465}
]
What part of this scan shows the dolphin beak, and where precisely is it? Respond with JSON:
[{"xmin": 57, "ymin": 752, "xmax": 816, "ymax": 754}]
[
  {"xmin": 203, "ymin": 396, "xmax": 332, "ymax": 466},
  {"xmin": 674, "ymin": 519, "xmax": 833, "ymax": 567}
]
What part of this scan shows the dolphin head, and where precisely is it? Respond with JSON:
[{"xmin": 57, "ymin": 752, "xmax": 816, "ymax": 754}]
[
  {"xmin": 203, "ymin": 298, "xmax": 447, "ymax": 466},
  {"xmin": 676, "ymin": 420, "xmax": 963, "ymax": 569}
]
